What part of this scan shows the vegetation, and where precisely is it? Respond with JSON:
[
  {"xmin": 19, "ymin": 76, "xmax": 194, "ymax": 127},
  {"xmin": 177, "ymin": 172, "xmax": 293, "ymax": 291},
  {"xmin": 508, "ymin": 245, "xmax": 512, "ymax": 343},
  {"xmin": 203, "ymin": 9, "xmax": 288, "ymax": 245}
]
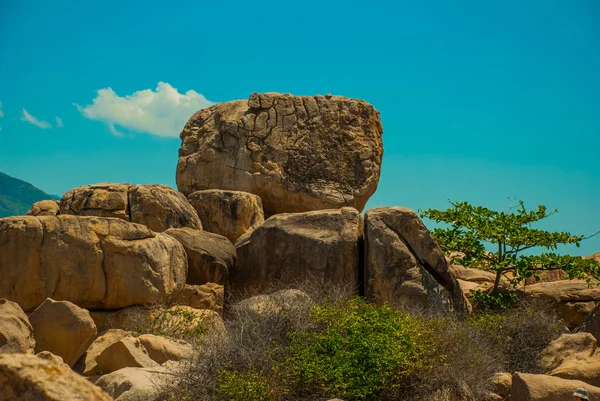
[
  {"xmin": 0, "ymin": 172, "xmax": 57, "ymax": 217},
  {"xmin": 421, "ymin": 200, "xmax": 600, "ymax": 305}
]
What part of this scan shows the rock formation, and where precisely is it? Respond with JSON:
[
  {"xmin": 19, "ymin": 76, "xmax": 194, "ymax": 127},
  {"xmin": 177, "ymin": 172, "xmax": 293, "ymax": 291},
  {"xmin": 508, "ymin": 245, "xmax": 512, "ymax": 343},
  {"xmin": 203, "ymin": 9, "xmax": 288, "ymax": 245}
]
[
  {"xmin": 60, "ymin": 183, "xmax": 202, "ymax": 232},
  {"xmin": 0, "ymin": 299, "xmax": 35, "ymax": 354},
  {"xmin": 364, "ymin": 207, "xmax": 470, "ymax": 314},
  {"xmin": 27, "ymin": 200, "xmax": 60, "ymax": 216},
  {"xmin": 0, "ymin": 215, "xmax": 188, "ymax": 311},
  {"xmin": 234, "ymin": 207, "xmax": 362, "ymax": 295},
  {"xmin": 176, "ymin": 92, "xmax": 384, "ymax": 215},
  {"xmin": 187, "ymin": 189, "xmax": 264, "ymax": 242}
]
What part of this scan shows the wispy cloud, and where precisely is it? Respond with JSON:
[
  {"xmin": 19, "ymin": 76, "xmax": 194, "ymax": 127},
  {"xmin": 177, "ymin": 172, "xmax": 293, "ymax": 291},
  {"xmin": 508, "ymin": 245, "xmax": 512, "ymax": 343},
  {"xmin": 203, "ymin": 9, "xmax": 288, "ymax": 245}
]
[
  {"xmin": 21, "ymin": 109, "xmax": 52, "ymax": 129},
  {"xmin": 74, "ymin": 82, "xmax": 214, "ymax": 137},
  {"xmin": 56, "ymin": 116, "xmax": 64, "ymax": 128}
]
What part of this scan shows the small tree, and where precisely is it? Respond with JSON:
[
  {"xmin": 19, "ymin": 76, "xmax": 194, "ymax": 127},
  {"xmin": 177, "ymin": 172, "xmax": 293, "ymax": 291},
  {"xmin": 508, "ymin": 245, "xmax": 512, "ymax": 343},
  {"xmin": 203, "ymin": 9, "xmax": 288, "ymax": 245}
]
[{"xmin": 420, "ymin": 200, "xmax": 600, "ymax": 297}]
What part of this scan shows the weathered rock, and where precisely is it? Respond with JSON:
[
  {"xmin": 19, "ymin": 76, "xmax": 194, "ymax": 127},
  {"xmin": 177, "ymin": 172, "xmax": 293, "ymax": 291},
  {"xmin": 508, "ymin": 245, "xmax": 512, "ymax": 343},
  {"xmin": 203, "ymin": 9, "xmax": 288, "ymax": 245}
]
[
  {"xmin": 29, "ymin": 298, "xmax": 97, "ymax": 367},
  {"xmin": 96, "ymin": 337, "xmax": 159, "ymax": 374},
  {"xmin": 188, "ymin": 189, "xmax": 264, "ymax": 242},
  {"xmin": 0, "ymin": 299, "xmax": 35, "ymax": 354},
  {"xmin": 539, "ymin": 333, "xmax": 600, "ymax": 387},
  {"xmin": 511, "ymin": 372, "xmax": 600, "ymax": 401},
  {"xmin": 95, "ymin": 365, "xmax": 172, "ymax": 401},
  {"xmin": 164, "ymin": 227, "xmax": 234, "ymax": 286},
  {"xmin": 234, "ymin": 208, "xmax": 361, "ymax": 295},
  {"xmin": 364, "ymin": 207, "xmax": 470, "ymax": 314},
  {"xmin": 234, "ymin": 289, "xmax": 312, "ymax": 316},
  {"xmin": 137, "ymin": 334, "xmax": 192, "ymax": 364},
  {"xmin": 75, "ymin": 329, "xmax": 132, "ymax": 377},
  {"xmin": 491, "ymin": 372, "xmax": 512, "ymax": 399},
  {"xmin": 583, "ymin": 304, "xmax": 600, "ymax": 344},
  {"xmin": 0, "ymin": 215, "xmax": 188, "ymax": 311},
  {"xmin": 176, "ymin": 92, "xmax": 384, "ymax": 215},
  {"xmin": 557, "ymin": 301, "xmax": 597, "ymax": 329},
  {"xmin": 169, "ymin": 283, "xmax": 224, "ymax": 316},
  {"xmin": 60, "ymin": 183, "xmax": 202, "ymax": 232},
  {"xmin": 27, "ymin": 200, "xmax": 60, "ymax": 216},
  {"xmin": 0, "ymin": 353, "xmax": 112, "ymax": 401},
  {"xmin": 35, "ymin": 351, "xmax": 70, "ymax": 370},
  {"xmin": 151, "ymin": 306, "xmax": 226, "ymax": 339}
]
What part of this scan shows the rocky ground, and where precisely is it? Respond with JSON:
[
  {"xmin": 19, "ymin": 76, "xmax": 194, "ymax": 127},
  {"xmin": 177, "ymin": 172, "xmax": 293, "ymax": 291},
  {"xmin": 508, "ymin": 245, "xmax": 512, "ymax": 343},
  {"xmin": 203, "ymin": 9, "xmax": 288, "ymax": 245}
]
[{"xmin": 0, "ymin": 93, "xmax": 599, "ymax": 401}]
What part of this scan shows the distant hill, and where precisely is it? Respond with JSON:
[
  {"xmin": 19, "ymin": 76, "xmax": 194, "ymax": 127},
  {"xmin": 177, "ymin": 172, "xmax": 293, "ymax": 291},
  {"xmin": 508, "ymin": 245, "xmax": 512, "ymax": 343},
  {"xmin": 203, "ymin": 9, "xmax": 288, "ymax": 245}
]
[{"xmin": 0, "ymin": 172, "xmax": 58, "ymax": 218}]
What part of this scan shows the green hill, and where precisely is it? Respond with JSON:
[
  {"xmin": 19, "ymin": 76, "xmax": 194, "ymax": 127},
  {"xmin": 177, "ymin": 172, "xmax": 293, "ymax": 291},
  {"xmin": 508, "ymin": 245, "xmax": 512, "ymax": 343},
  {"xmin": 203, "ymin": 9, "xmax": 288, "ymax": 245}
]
[{"xmin": 0, "ymin": 172, "xmax": 58, "ymax": 218}]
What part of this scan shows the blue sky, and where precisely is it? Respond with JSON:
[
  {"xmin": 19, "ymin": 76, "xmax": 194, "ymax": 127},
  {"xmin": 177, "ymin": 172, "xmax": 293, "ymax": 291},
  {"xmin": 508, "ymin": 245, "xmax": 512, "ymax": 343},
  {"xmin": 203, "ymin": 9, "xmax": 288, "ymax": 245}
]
[{"xmin": 0, "ymin": 0, "xmax": 598, "ymax": 254}]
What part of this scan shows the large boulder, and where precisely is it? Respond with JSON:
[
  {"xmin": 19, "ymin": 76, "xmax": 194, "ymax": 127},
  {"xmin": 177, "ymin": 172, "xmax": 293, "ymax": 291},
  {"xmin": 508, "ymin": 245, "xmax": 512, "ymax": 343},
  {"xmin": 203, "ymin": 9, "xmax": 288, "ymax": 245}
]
[
  {"xmin": 234, "ymin": 208, "xmax": 361, "ymax": 295},
  {"xmin": 95, "ymin": 365, "xmax": 172, "ymax": 401},
  {"xmin": 95, "ymin": 337, "xmax": 159, "ymax": 374},
  {"xmin": 29, "ymin": 298, "xmax": 97, "ymax": 367},
  {"xmin": 0, "ymin": 215, "xmax": 188, "ymax": 311},
  {"xmin": 60, "ymin": 183, "xmax": 202, "ymax": 232},
  {"xmin": 511, "ymin": 372, "xmax": 600, "ymax": 401},
  {"xmin": 0, "ymin": 299, "xmax": 35, "ymax": 354},
  {"xmin": 164, "ymin": 227, "xmax": 235, "ymax": 286},
  {"xmin": 539, "ymin": 333, "xmax": 600, "ymax": 387},
  {"xmin": 176, "ymin": 92, "xmax": 384, "ymax": 215},
  {"xmin": 75, "ymin": 329, "xmax": 132, "ymax": 377},
  {"xmin": 27, "ymin": 200, "xmax": 60, "ymax": 216},
  {"xmin": 364, "ymin": 207, "xmax": 470, "ymax": 314},
  {"xmin": 0, "ymin": 353, "xmax": 112, "ymax": 401},
  {"xmin": 187, "ymin": 189, "xmax": 264, "ymax": 242},
  {"xmin": 137, "ymin": 334, "xmax": 192, "ymax": 364}
]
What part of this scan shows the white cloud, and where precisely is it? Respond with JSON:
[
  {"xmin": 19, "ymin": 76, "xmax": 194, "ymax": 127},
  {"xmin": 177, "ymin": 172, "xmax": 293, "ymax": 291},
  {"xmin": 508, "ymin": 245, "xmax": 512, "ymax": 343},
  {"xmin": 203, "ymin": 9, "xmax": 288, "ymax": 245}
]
[
  {"xmin": 21, "ymin": 109, "xmax": 52, "ymax": 129},
  {"xmin": 56, "ymin": 116, "xmax": 64, "ymax": 128},
  {"xmin": 0, "ymin": 101, "xmax": 4, "ymax": 118},
  {"xmin": 74, "ymin": 82, "xmax": 214, "ymax": 137}
]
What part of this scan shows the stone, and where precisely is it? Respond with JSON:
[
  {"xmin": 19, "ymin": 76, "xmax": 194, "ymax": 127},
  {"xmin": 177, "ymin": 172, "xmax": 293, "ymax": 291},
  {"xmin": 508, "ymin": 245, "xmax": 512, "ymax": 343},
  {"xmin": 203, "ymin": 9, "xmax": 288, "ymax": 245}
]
[
  {"xmin": 75, "ymin": 329, "xmax": 132, "ymax": 377},
  {"xmin": 27, "ymin": 200, "xmax": 60, "ymax": 216},
  {"xmin": 188, "ymin": 189, "xmax": 264, "ymax": 242},
  {"xmin": 35, "ymin": 351, "xmax": 70, "ymax": 370},
  {"xmin": 0, "ymin": 299, "xmax": 35, "ymax": 354},
  {"xmin": 151, "ymin": 306, "xmax": 226, "ymax": 339},
  {"xmin": 511, "ymin": 372, "xmax": 600, "ymax": 401},
  {"xmin": 0, "ymin": 353, "xmax": 112, "ymax": 401},
  {"xmin": 234, "ymin": 289, "xmax": 312, "ymax": 316},
  {"xmin": 137, "ymin": 334, "xmax": 192, "ymax": 364},
  {"xmin": 234, "ymin": 208, "xmax": 361, "ymax": 295},
  {"xmin": 539, "ymin": 333, "xmax": 600, "ymax": 387},
  {"xmin": 169, "ymin": 283, "xmax": 224, "ymax": 316},
  {"xmin": 29, "ymin": 298, "xmax": 97, "ymax": 367},
  {"xmin": 0, "ymin": 215, "xmax": 188, "ymax": 311},
  {"xmin": 176, "ymin": 92, "xmax": 384, "ymax": 215},
  {"xmin": 96, "ymin": 337, "xmax": 159, "ymax": 374},
  {"xmin": 164, "ymin": 227, "xmax": 235, "ymax": 286},
  {"xmin": 557, "ymin": 301, "xmax": 597, "ymax": 329},
  {"xmin": 95, "ymin": 365, "xmax": 172, "ymax": 401},
  {"xmin": 491, "ymin": 372, "xmax": 512, "ymax": 399},
  {"xmin": 364, "ymin": 207, "xmax": 470, "ymax": 314},
  {"xmin": 60, "ymin": 183, "xmax": 202, "ymax": 232}
]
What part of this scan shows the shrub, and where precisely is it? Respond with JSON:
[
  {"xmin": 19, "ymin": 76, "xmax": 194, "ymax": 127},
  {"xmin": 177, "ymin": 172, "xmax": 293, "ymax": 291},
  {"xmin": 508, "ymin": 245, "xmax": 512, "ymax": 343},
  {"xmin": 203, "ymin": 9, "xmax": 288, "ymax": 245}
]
[{"xmin": 216, "ymin": 370, "xmax": 274, "ymax": 401}]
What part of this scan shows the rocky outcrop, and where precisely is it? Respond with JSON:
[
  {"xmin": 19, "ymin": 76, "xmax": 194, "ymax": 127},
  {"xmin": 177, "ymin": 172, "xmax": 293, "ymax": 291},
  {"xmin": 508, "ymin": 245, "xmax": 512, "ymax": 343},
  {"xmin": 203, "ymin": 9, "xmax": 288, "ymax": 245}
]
[
  {"xmin": 29, "ymin": 298, "xmax": 97, "ymax": 367},
  {"xmin": 75, "ymin": 329, "xmax": 132, "ymax": 377},
  {"xmin": 234, "ymin": 208, "xmax": 362, "ymax": 295},
  {"xmin": 59, "ymin": 183, "xmax": 202, "ymax": 232},
  {"xmin": 0, "ymin": 353, "xmax": 112, "ymax": 401},
  {"xmin": 188, "ymin": 190, "xmax": 264, "ymax": 242},
  {"xmin": 364, "ymin": 207, "xmax": 470, "ymax": 314},
  {"xmin": 164, "ymin": 227, "xmax": 234, "ymax": 286},
  {"xmin": 27, "ymin": 200, "xmax": 60, "ymax": 216},
  {"xmin": 511, "ymin": 372, "xmax": 600, "ymax": 401},
  {"xmin": 95, "ymin": 365, "xmax": 172, "ymax": 401},
  {"xmin": 0, "ymin": 215, "xmax": 188, "ymax": 311},
  {"xmin": 170, "ymin": 283, "xmax": 224, "ymax": 315},
  {"xmin": 539, "ymin": 333, "xmax": 600, "ymax": 387},
  {"xmin": 176, "ymin": 92, "xmax": 384, "ymax": 215},
  {"xmin": 0, "ymin": 299, "xmax": 35, "ymax": 354},
  {"xmin": 96, "ymin": 337, "xmax": 159, "ymax": 374}
]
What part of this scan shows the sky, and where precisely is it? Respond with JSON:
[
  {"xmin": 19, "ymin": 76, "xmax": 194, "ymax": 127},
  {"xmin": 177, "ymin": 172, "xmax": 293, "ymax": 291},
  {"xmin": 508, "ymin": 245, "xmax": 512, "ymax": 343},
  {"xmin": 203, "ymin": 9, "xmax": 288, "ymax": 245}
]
[{"xmin": 0, "ymin": 0, "xmax": 598, "ymax": 255}]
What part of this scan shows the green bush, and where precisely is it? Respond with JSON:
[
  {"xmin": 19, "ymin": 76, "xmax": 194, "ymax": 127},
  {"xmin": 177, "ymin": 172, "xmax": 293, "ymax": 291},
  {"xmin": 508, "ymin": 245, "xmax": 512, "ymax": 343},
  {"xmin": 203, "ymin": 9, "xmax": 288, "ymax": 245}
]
[
  {"xmin": 216, "ymin": 370, "xmax": 273, "ymax": 401},
  {"xmin": 285, "ymin": 298, "xmax": 436, "ymax": 401}
]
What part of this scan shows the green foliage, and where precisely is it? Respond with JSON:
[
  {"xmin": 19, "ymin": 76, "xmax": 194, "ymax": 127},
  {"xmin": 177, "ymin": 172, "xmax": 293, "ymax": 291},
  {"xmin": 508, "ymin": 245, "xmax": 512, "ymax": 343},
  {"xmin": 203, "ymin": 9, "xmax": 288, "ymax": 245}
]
[
  {"xmin": 216, "ymin": 370, "xmax": 273, "ymax": 401},
  {"xmin": 470, "ymin": 289, "xmax": 518, "ymax": 310},
  {"xmin": 421, "ymin": 200, "xmax": 600, "ymax": 294},
  {"xmin": 285, "ymin": 298, "xmax": 436, "ymax": 401}
]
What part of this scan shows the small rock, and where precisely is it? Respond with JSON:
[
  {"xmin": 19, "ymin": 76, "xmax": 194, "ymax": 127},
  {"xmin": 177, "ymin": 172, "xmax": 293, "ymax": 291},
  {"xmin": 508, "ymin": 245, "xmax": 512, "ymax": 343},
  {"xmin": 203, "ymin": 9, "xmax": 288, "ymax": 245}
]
[{"xmin": 27, "ymin": 199, "xmax": 60, "ymax": 216}]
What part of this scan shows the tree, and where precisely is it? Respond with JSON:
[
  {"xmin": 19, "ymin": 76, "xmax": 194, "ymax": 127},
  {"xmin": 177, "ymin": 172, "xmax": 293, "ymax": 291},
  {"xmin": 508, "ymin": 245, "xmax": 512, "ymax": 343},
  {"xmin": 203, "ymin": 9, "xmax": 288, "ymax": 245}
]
[{"xmin": 420, "ymin": 200, "xmax": 600, "ymax": 297}]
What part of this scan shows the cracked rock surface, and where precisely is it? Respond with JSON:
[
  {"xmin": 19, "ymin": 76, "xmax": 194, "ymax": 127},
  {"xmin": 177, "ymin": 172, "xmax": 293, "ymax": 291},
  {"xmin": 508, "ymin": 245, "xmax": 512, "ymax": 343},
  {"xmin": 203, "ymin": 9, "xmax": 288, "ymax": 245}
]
[
  {"xmin": 176, "ymin": 92, "xmax": 384, "ymax": 215},
  {"xmin": 0, "ymin": 215, "xmax": 188, "ymax": 312}
]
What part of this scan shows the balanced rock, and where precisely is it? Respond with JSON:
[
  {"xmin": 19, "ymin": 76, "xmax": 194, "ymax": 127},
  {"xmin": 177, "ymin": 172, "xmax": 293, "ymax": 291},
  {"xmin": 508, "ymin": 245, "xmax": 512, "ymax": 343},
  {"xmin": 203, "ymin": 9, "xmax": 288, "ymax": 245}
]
[
  {"xmin": 364, "ymin": 207, "xmax": 470, "ymax": 314},
  {"xmin": 29, "ymin": 298, "xmax": 97, "ymax": 367},
  {"xmin": 27, "ymin": 200, "xmax": 60, "ymax": 216},
  {"xmin": 96, "ymin": 336, "xmax": 159, "ymax": 374},
  {"xmin": 176, "ymin": 92, "xmax": 384, "ymax": 215},
  {"xmin": 60, "ymin": 183, "xmax": 202, "ymax": 232},
  {"xmin": 511, "ymin": 372, "xmax": 600, "ymax": 401},
  {"xmin": 234, "ymin": 208, "xmax": 361, "ymax": 295},
  {"xmin": 0, "ymin": 215, "xmax": 187, "ymax": 311},
  {"xmin": 0, "ymin": 299, "xmax": 35, "ymax": 354},
  {"xmin": 164, "ymin": 227, "xmax": 234, "ymax": 286},
  {"xmin": 188, "ymin": 189, "xmax": 264, "ymax": 242},
  {"xmin": 0, "ymin": 353, "xmax": 112, "ymax": 401}
]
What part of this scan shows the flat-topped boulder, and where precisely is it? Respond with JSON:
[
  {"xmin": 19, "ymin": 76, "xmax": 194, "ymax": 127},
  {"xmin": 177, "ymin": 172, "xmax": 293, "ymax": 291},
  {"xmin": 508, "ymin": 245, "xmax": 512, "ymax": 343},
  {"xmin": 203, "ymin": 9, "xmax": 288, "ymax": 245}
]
[
  {"xmin": 176, "ymin": 92, "xmax": 384, "ymax": 215},
  {"xmin": 0, "ymin": 215, "xmax": 188, "ymax": 311},
  {"xmin": 60, "ymin": 183, "xmax": 202, "ymax": 232}
]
